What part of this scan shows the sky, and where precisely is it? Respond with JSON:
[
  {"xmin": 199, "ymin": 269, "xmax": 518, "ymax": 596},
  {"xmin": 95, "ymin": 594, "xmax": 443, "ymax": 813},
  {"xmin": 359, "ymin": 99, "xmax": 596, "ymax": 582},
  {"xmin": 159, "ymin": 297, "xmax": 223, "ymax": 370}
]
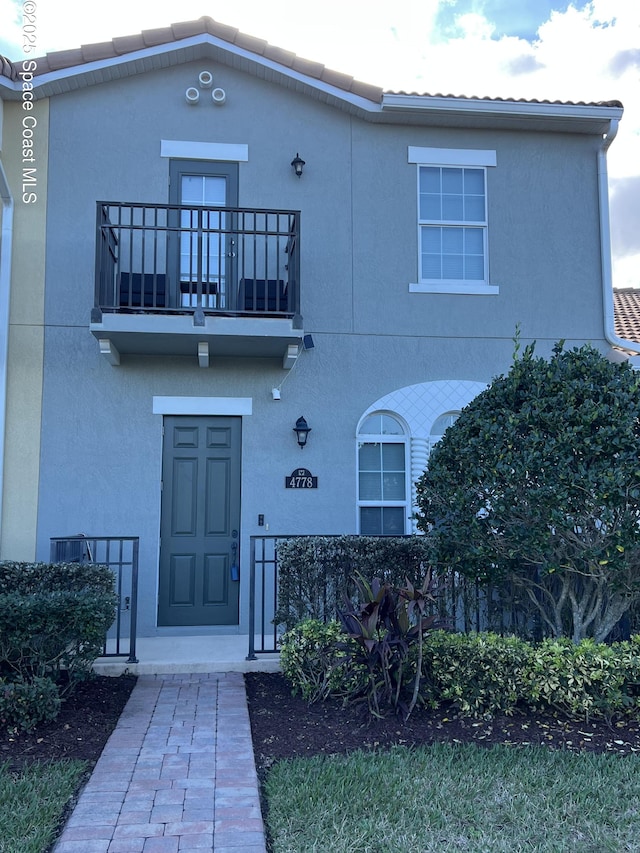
[{"xmin": 1, "ymin": 0, "xmax": 638, "ymax": 287}]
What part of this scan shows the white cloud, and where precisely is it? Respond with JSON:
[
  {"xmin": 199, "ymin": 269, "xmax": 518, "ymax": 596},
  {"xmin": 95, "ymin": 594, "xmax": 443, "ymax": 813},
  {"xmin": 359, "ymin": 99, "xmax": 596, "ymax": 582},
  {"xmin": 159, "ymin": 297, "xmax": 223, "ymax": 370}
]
[
  {"xmin": 613, "ymin": 255, "xmax": 640, "ymax": 291},
  {"xmin": 450, "ymin": 13, "xmax": 497, "ymax": 40}
]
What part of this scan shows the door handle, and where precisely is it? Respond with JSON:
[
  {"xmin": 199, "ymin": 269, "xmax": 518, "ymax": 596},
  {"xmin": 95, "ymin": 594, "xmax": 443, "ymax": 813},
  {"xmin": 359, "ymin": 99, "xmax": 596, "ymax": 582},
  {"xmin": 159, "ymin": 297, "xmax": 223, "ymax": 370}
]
[{"xmin": 230, "ymin": 541, "xmax": 239, "ymax": 582}]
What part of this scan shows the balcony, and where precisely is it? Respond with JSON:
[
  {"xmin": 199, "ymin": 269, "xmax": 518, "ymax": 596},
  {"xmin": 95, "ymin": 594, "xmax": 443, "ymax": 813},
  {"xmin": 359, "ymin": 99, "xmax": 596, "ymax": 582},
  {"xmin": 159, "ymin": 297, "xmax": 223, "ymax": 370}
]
[{"xmin": 90, "ymin": 202, "xmax": 303, "ymax": 367}]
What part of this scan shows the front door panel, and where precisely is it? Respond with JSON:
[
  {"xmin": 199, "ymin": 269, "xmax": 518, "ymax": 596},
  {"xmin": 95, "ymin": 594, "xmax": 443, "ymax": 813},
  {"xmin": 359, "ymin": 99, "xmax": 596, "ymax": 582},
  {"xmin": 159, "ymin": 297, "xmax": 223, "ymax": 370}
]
[{"xmin": 158, "ymin": 416, "xmax": 241, "ymax": 626}]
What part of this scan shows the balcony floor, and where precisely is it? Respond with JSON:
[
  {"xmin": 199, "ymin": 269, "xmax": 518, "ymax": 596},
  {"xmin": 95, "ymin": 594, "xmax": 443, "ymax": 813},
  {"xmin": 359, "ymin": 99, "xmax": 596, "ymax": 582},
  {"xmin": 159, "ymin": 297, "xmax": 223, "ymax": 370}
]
[{"xmin": 91, "ymin": 311, "xmax": 304, "ymax": 363}]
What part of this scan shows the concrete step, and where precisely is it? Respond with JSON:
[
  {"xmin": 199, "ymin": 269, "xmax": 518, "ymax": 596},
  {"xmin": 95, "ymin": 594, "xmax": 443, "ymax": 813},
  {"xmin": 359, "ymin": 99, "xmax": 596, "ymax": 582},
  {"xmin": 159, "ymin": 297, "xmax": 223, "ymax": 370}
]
[{"xmin": 93, "ymin": 634, "xmax": 280, "ymax": 675}]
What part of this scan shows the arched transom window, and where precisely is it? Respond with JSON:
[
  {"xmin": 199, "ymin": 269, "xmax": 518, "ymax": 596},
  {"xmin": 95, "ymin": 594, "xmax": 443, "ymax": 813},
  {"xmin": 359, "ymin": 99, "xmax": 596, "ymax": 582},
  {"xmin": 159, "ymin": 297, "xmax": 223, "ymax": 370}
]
[
  {"xmin": 430, "ymin": 411, "xmax": 460, "ymax": 448},
  {"xmin": 357, "ymin": 413, "xmax": 409, "ymax": 535}
]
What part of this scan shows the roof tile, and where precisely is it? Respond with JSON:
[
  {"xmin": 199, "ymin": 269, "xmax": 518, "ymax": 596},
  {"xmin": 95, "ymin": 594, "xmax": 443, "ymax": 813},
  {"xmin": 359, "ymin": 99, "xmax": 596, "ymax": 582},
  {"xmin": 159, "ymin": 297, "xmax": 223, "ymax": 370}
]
[
  {"xmin": 262, "ymin": 44, "xmax": 296, "ymax": 68},
  {"xmin": 320, "ymin": 67, "xmax": 355, "ymax": 91},
  {"xmin": 111, "ymin": 34, "xmax": 146, "ymax": 56},
  {"xmin": 234, "ymin": 33, "xmax": 268, "ymax": 56},
  {"xmin": 170, "ymin": 20, "xmax": 207, "ymax": 40},
  {"xmin": 0, "ymin": 56, "xmax": 18, "ymax": 81},
  {"xmin": 387, "ymin": 90, "xmax": 623, "ymax": 109},
  {"xmin": 291, "ymin": 56, "xmax": 325, "ymax": 80},
  {"xmin": 45, "ymin": 48, "xmax": 84, "ymax": 71},
  {"xmin": 350, "ymin": 79, "xmax": 384, "ymax": 102},
  {"xmin": 141, "ymin": 26, "xmax": 175, "ymax": 48},
  {"xmin": 81, "ymin": 41, "xmax": 119, "ymax": 62},
  {"xmin": 32, "ymin": 56, "xmax": 52, "ymax": 74},
  {"xmin": 198, "ymin": 17, "xmax": 240, "ymax": 42}
]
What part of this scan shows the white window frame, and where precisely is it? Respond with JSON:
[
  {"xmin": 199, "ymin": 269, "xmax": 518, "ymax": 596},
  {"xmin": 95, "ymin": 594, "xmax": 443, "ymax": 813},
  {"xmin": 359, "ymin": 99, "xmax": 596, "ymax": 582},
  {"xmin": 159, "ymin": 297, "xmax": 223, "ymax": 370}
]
[
  {"xmin": 356, "ymin": 412, "xmax": 410, "ymax": 536},
  {"xmin": 408, "ymin": 147, "xmax": 498, "ymax": 296}
]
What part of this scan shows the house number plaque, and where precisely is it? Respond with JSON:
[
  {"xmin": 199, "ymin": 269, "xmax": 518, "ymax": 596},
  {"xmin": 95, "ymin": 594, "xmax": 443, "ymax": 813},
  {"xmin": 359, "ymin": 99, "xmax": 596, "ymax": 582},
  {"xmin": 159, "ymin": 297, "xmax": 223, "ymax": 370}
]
[{"xmin": 285, "ymin": 468, "xmax": 318, "ymax": 489}]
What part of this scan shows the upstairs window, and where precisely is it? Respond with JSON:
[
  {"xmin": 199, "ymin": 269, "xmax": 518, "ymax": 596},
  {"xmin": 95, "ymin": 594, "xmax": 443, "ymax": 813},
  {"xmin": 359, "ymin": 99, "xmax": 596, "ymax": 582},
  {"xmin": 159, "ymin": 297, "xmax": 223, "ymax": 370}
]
[
  {"xmin": 357, "ymin": 413, "xmax": 408, "ymax": 535},
  {"xmin": 408, "ymin": 147, "xmax": 497, "ymax": 295},
  {"xmin": 419, "ymin": 166, "xmax": 486, "ymax": 283}
]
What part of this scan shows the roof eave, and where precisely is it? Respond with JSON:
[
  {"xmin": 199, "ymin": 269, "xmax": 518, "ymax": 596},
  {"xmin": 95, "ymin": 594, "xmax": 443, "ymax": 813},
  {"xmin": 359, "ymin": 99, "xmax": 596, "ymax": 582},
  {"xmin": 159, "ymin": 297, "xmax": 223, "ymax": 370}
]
[{"xmin": 381, "ymin": 93, "xmax": 624, "ymax": 133}]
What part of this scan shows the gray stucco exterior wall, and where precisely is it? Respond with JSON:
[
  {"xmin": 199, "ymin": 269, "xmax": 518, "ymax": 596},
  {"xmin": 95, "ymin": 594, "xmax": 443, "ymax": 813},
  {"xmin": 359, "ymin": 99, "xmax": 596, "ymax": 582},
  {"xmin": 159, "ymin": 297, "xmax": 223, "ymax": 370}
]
[{"xmin": 35, "ymin": 59, "xmax": 610, "ymax": 636}]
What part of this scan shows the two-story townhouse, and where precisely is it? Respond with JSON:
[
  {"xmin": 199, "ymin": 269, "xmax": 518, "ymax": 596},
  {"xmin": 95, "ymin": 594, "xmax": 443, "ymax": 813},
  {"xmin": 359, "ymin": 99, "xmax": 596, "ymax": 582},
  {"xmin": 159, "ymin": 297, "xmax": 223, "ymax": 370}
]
[{"xmin": 0, "ymin": 17, "xmax": 633, "ymax": 657}]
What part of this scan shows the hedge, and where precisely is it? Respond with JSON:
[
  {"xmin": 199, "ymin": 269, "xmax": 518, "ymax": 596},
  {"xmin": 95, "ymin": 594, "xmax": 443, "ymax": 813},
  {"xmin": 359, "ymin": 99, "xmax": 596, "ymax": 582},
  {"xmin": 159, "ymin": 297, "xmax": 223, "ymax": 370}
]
[{"xmin": 274, "ymin": 535, "xmax": 431, "ymax": 630}]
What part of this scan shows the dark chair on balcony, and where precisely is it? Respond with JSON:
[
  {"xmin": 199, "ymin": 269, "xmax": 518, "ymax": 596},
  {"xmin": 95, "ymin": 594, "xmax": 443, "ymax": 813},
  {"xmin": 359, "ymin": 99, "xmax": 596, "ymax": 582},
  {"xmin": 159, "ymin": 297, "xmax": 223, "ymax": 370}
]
[
  {"xmin": 241, "ymin": 278, "xmax": 288, "ymax": 312},
  {"xmin": 119, "ymin": 273, "xmax": 167, "ymax": 308}
]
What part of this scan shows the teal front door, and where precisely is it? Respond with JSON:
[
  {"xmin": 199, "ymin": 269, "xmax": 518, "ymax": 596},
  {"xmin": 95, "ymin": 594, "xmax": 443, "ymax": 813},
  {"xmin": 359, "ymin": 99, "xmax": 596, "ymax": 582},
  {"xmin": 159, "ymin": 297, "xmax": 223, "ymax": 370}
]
[{"xmin": 158, "ymin": 416, "xmax": 241, "ymax": 626}]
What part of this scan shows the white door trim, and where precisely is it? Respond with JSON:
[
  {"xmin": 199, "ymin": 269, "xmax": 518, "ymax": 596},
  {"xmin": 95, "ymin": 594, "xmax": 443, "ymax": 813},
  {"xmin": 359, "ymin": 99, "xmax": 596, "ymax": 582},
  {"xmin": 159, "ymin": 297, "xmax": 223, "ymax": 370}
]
[
  {"xmin": 160, "ymin": 140, "xmax": 249, "ymax": 161},
  {"xmin": 153, "ymin": 396, "xmax": 253, "ymax": 415}
]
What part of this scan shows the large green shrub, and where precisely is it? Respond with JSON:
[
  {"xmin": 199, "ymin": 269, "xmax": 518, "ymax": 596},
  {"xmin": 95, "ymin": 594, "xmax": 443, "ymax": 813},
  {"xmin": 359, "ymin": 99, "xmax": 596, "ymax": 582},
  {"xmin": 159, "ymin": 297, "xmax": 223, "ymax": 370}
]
[
  {"xmin": 416, "ymin": 342, "xmax": 640, "ymax": 642},
  {"xmin": 0, "ymin": 561, "xmax": 118, "ymax": 687},
  {"xmin": 274, "ymin": 536, "xmax": 431, "ymax": 629}
]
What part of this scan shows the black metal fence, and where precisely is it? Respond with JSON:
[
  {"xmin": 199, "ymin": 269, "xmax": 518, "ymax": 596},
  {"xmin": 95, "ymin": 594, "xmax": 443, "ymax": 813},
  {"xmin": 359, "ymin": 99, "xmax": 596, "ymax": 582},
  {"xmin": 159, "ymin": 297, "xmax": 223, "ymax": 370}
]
[
  {"xmin": 246, "ymin": 534, "xmax": 638, "ymax": 660},
  {"xmin": 50, "ymin": 536, "xmax": 139, "ymax": 663},
  {"xmin": 247, "ymin": 535, "xmax": 284, "ymax": 658}
]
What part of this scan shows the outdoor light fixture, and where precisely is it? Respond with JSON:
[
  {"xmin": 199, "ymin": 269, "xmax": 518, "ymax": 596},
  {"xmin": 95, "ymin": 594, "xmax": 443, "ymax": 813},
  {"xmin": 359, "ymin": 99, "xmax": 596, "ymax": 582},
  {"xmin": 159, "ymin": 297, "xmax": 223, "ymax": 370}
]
[
  {"xmin": 293, "ymin": 416, "xmax": 311, "ymax": 448},
  {"xmin": 291, "ymin": 153, "xmax": 305, "ymax": 178}
]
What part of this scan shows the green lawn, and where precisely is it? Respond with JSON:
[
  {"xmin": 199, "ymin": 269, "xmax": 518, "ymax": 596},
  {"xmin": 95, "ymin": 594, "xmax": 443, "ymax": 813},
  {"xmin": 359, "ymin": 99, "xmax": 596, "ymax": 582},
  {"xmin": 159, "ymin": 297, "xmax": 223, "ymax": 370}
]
[
  {"xmin": 0, "ymin": 760, "xmax": 88, "ymax": 853},
  {"xmin": 264, "ymin": 743, "xmax": 640, "ymax": 852}
]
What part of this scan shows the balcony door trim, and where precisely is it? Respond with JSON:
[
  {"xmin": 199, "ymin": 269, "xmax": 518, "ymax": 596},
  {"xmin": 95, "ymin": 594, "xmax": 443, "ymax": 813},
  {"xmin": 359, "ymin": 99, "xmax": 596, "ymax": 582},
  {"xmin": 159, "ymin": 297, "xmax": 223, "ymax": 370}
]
[{"xmin": 161, "ymin": 140, "xmax": 249, "ymax": 162}]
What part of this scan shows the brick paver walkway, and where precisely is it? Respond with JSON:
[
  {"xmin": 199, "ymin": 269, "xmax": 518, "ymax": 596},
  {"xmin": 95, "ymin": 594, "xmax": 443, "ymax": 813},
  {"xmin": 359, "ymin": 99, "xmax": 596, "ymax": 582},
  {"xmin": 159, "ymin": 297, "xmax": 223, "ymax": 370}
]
[{"xmin": 53, "ymin": 672, "xmax": 266, "ymax": 852}]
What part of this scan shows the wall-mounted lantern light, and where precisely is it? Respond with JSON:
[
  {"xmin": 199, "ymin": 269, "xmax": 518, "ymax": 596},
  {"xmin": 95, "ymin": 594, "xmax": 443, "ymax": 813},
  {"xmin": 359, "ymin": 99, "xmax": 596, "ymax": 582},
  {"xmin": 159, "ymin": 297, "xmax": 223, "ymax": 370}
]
[
  {"xmin": 291, "ymin": 153, "xmax": 305, "ymax": 178},
  {"xmin": 293, "ymin": 416, "xmax": 311, "ymax": 448}
]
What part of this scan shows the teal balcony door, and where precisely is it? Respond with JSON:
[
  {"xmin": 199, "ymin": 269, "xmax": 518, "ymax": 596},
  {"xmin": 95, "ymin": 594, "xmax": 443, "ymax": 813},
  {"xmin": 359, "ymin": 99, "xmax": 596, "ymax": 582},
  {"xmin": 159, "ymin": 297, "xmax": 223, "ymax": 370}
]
[
  {"xmin": 169, "ymin": 160, "xmax": 238, "ymax": 309},
  {"xmin": 158, "ymin": 416, "xmax": 241, "ymax": 626}
]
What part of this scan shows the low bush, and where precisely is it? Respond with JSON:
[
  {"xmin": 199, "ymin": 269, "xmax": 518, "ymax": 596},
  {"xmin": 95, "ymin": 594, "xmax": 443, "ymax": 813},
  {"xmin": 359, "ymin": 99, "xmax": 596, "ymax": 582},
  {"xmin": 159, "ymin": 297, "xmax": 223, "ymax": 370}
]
[
  {"xmin": 523, "ymin": 637, "xmax": 640, "ymax": 720},
  {"xmin": 0, "ymin": 560, "xmax": 117, "ymax": 729},
  {"xmin": 0, "ymin": 560, "xmax": 117, "ymax": 687},
  {"xmin": 0, "ymin": 676, "xmax": 61, "ymax": 731},
  {"xmin": 280, "ymin": 619, "xmax": 352, "ymax": 703},
  {"xmin": 421, "ymin": 631, "xmax": 532, "ymax": 716},
  {"xmin": 0, "ymin": 560, "xmax": 115, "ymax": 596}
]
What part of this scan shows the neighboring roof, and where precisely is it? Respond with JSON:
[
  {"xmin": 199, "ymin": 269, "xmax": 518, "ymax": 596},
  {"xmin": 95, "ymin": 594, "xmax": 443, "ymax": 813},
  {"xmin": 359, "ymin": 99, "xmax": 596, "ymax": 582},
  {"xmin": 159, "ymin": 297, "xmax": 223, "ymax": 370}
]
[
  {"xmin": 0, "ymin": 16, "xmax": 624, "ymax": 132},
  {"xmin": 614, "ymin": 289, "xmax": 640, "ymax": 344}
]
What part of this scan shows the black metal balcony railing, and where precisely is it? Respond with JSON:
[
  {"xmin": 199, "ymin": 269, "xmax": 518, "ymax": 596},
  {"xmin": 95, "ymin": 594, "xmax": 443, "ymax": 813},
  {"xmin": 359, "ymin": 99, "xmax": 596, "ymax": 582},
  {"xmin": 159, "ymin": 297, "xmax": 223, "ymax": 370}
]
[{"xmin": 95, "ymin": 202, "xmax": 300, "ymax": 316}]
